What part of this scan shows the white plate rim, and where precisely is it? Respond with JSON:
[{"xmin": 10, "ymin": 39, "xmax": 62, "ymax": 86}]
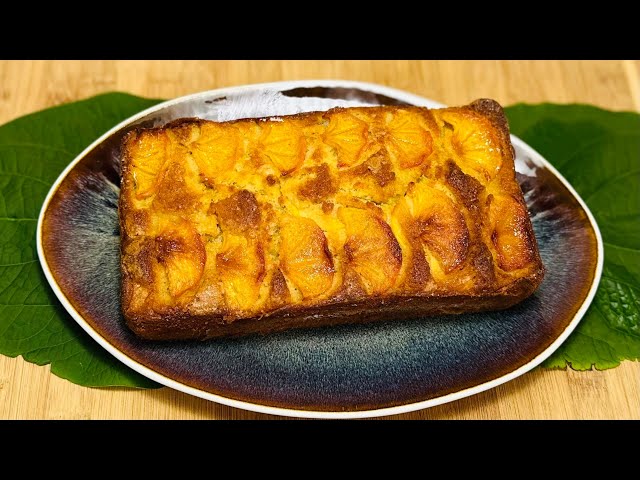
[{"xmin": 36, "ymin": 79, "xmax": 604, "ymax": 419}]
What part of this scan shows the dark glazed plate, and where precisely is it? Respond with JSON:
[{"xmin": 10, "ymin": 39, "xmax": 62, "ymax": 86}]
[{"xmin": 37, "ymin": 81, "xmax": 602, "ymax": 418}]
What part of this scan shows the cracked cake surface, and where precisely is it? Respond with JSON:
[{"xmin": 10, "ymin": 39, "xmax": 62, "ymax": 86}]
[{"xmin": 119, "ymin": 99, "xmax": 544, "ymax": 340}]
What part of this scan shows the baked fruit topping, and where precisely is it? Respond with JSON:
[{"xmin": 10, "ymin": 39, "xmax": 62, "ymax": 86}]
[
  {"xmin": 280, "ymin": 215, "xmax": 335, "ymax": 300},
  {"xmin": 120, "ymin": 100, "xmax": 544, "ymax": 339}
]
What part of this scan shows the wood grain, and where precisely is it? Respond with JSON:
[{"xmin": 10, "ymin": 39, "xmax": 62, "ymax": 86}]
[{"xmin": 0, "ymin": 60, "xmax": 638, "ymax": 420}]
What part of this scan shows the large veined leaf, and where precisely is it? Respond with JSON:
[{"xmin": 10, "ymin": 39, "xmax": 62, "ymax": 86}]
[
  {"xmin": 0, "ymin": 94, "xmax": 637, "ymax": 389},
  {"xmin": 505, "ymin": 103, "xmax": 640, "ymax": 370},
  {"xmin": 0, "ymin": 93, "xmax": 161, "ymax": 387}
]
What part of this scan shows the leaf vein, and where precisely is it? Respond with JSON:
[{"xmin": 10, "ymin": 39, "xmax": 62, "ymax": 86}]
[
  {"xmin": 12, "ymin": 310, "xmax": 57, "ymax": 343},
  {"xmin": 583, "ymin": 168, "xmax": 640, "ymax": 203},
  {"xmin": 0, "ymin": 217, "xmax": 37, "ymax": 222},
  {"xmin": 601, "ymin": 273, "xmax": 640, "ymax": 292},
  {"xmin": 0, "ymin": 142, "xmax": 75, "ymax": 157},
  {"xmin": 593, "ymin": 301, "xmax": 640, "ymax": 340},
  {"xmin": 0, "ymin": 260, "xmax": 37, "ymax": 267},
  {"xmin": 604, "ymin": 241, "xmax": 640, "ymax": 254},
  {"xmin": 0, "ymin": 304, "xmax": 53, "ymax": 307},
  {"xmin": 0, "ymin": 171, "xmax": 50, "ymax": 186}
]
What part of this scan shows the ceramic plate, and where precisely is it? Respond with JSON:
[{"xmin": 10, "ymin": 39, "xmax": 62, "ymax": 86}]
[{"xmin": 37, "ymin": 80, "xmax": 603, "ymax": 418}]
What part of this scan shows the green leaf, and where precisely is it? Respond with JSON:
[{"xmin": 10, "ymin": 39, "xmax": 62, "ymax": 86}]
[
  {"xmin": 505, "ymin": 103, "xmax": 640, "ymax": 370},
  {"xmin": 1, "ymin": 94, "xmax": 637, "ymax": 389},
  {"xmin": 0, "ymin": 93, "xmax": 162, "ymax": 388}
]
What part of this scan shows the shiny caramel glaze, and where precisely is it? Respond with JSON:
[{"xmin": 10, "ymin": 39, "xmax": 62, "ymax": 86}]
[{"xmin": 119, "ymin": 99, "xmax": 544, "ymax": 339}]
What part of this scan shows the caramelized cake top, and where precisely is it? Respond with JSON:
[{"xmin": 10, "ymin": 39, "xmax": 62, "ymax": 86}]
[{"xmin": 119, "ymin": 100, "xmax": 542, "ymax": 321}]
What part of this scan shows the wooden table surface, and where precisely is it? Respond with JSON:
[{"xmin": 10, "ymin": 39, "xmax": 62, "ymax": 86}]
[{"xmin": 0, "ymin": 60, "xmax": 638, "ymax": 420}]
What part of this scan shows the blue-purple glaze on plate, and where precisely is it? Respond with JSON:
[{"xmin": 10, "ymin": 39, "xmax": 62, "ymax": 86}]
[{"xmin": 37, "ymin": 81, "xmax": 602, "ymax": 418}]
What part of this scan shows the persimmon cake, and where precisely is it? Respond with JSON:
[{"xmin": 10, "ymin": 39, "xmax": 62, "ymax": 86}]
[{"xmin": 119, "ymin": 99, "xmax": 544, "ymax": 340}]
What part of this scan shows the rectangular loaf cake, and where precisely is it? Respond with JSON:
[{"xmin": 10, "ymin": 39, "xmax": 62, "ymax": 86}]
[{"xmin": 119, "ymin": 99, "xmax": 544, "ymax": 340}]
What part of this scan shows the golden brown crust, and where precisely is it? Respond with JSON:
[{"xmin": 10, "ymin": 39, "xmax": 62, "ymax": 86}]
[{"xmin": 119, "ymin": 99, "xmax": 544, "ymax": 340}]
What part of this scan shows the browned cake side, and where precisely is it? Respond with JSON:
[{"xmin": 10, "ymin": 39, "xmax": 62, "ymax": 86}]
[{"xmin": 119, "ymin": 99, "xmax": 544, "ymax": 340}]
